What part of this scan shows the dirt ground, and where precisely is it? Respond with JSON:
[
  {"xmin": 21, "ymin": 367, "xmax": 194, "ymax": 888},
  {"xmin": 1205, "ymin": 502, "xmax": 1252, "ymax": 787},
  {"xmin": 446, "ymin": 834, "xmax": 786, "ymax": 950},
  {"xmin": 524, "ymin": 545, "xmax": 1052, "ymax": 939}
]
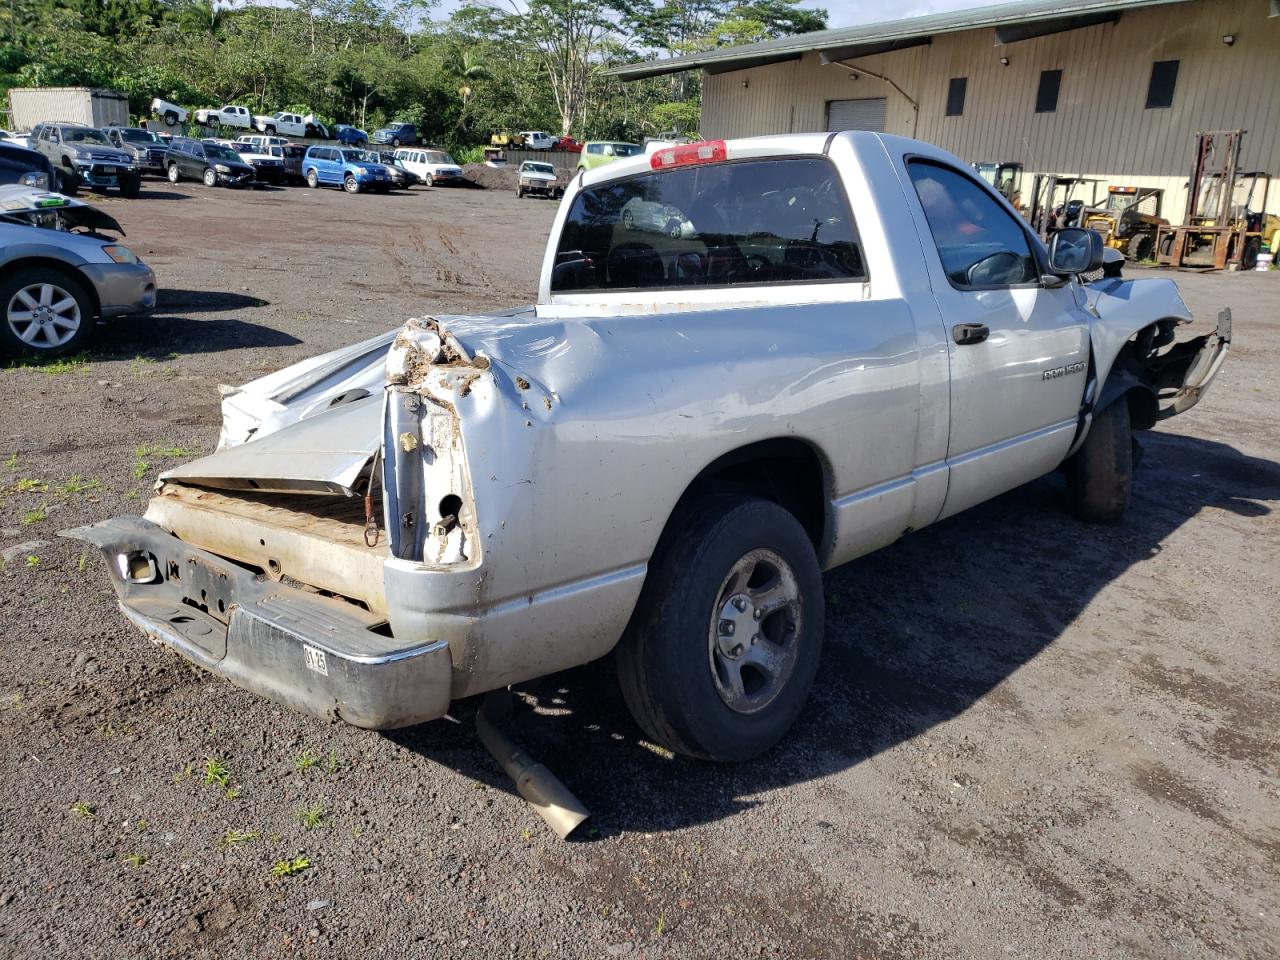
[{"xmin": 0, "ymin": 178, "xmax": 1276, "ymax": 960}]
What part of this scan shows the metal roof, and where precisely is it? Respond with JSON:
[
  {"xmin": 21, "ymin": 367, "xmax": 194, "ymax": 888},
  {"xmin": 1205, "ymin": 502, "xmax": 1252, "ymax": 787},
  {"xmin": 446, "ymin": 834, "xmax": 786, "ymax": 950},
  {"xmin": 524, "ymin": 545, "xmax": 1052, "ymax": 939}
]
[{"xmin": 606, "ymin": 0, "xmax": 1191, "ymax": 79}]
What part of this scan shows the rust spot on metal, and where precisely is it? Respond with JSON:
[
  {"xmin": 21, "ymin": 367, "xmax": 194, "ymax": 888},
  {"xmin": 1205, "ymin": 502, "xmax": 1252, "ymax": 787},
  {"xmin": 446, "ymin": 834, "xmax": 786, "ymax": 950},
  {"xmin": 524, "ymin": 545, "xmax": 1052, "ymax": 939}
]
[
  {"xmin": 399, "ymin": 432, "xmax": 418, "ymax": 453},
  {"xmin": 515, "ymin": 376, "xmax": 531, "ymax": 390}
]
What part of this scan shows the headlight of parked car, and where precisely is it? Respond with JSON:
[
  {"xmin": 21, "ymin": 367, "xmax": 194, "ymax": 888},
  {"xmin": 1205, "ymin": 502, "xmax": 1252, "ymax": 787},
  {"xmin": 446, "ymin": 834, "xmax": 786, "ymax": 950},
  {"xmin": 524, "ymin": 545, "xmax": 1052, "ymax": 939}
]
[
  {"xmin": 18, "ymin": 171, "xmax": 48, "ymax": 189},
  {"xmin": 101, "ymin": 244, "xmax": 138, "ymax": 264},
  {"xmin": 215, "ymin": 164, "xmax": 231, "ymax": 174}
]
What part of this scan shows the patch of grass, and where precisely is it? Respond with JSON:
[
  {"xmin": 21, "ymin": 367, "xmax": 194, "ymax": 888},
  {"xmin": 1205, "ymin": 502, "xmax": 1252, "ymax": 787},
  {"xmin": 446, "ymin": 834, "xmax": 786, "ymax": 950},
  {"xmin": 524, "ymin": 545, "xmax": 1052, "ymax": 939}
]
[
  {"xmin": 325, "ymin": 747, "xmax": 340, "ymax": 774},
  {"xmin": 294, "ymin": 750, "xmax": 318, "ymax": 771},
  {"xmin": 271, "ymin": 856, "xmax": 312, "ymax": 878},
  {"xmin": 223, "ymin": 786, "xmax": 241, "ymax": 800},
  {"xmin": 77, "ymin": 553, "xmax": 87, "ymax": 572},
  {"xmin": 24, "ymin": 555, "xmax": 40, "ymax": 568},
  {"xmin": 220, "ymin": 829, "xmax": 259, "ymax": 848},
  {"xmin": 136, "ymin": 819, "xmax": 147, "ymax": 831},
  {"xmin": 14, "ymin": 477, "xmax": 46, "ymax": 493},
  {"xmin": 203, "ymin": 757, "xmax": 231, "ymax": 789},
  {"xmin": 4, "ymin": 453, "xmax": 16, "ymax": 471},
  {"xmin": 297, "ymin": 804, "xmax": 325, "ymax": 829},
  {"xmin": 133, "ymin": 444, "xmax": 195, "ymax": 480},
  {"xmin": 54, "ymin": 475, "xmax": 102, "ymax": 497},
  {"xmin": 20, "ymin": 504, "xmax": 46, "ymax": 525},
  {"xmin": 655, "ymin": 914, "xmax": 666, "ymax": 936},
  {"xmin": 122, "ymin": 853, "xmax": 147, "ymax": 868},
  {"xmin": 7, "ymin": 354, "xmax": 91, "ymax": 375},
  {"xmin": 70, "ymin": 801, "xmax": 96, "ymax": 819},
  {"xmin": 173, "ymin": 762, "xmax": 194, "ymax": 783}
]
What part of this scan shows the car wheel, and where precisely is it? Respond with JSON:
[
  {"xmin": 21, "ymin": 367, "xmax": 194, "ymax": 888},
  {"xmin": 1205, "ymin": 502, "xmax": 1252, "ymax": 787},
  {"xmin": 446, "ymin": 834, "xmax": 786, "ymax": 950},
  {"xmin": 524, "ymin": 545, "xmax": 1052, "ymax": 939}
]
[
  {"xmin": 56, "ymin": 168, "xmax": 79, "ymax": 195},
  {"xmin": 665, "ymin": 219, "xmax": 683, "ymax": 238},
  {"xmin": 202, "ymin": 167, "xmax": 218, "ymax": 187},
  {"xmin": 344, "ymin": 175, "xmax": 359, "ymax": 194},
  {"xmin": 163, "ymin": 110, "xmax": 179, "ymax": 127},
  {"xmin": 166, "ymin": 163, "xmax": 180, "ymax": 184},
  {"xmin": 391, "ymin": 137, "xmax": 401, "ymax": 148},
  {"xmin": 424, "ymin": 174, "xmax": 433, "ymax": 187},
  {"xmin": 306, "ymin": 169, "xmax": 319, "ymax": 189},
  {"xmin": 1126, "ymin": 234, "xmax": 1154, "ymax": 262},
  {"xmin": 516, "ymin": 185, "xmax": 524, "ymax": 198},
  {"xmin": 265, "ymin": 125, "xmax": 276, "ymax": 135},
  {"xmin": 621, "ymin": 208, "xmax": 635, "ymax": 230},
  {"xmin": 0, "ymin": 268, "xmax": 95, "ymax": 359},
  {"xmin": 119, "ymin": 174, "xmax": 141, "ymax": 198},
  {"xmin": 615, "ymin": 495, "xmax": 824, "ymax": 762},
  {"xmin": 1240, "ymin": 236, "xmax": 1261, "ymax": 271},
  {"xmin": 1067, "ymin": 399, "xmax": 1132, "ymax": 522}
]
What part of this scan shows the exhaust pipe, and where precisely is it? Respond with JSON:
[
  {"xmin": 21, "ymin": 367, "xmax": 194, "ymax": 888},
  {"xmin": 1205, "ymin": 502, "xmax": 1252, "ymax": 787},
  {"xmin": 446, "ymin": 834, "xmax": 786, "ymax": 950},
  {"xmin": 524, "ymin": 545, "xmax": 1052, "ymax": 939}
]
[{"xmin": 476, "ymin": 690, "xmax": 590, "ymax": 840}]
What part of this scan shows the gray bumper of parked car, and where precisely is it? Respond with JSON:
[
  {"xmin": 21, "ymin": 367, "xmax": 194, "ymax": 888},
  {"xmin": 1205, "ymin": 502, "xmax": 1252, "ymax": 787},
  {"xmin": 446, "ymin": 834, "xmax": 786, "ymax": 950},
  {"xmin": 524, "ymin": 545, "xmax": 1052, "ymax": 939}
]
[
  {"xmin": 61, "ymin": 516, "xmax": 453, "ymax": 729},
  {"xmin": 79, "ymin": 262, "xmax": 157, "ymax": 318}
]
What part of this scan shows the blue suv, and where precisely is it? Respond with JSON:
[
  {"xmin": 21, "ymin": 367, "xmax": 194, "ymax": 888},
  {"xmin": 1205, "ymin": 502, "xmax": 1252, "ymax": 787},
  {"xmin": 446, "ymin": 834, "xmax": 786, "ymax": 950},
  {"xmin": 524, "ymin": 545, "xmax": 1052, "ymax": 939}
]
[
  {"xmin": 331, "ymin": 124, "xmax": 368, "ymax": 146},
  {"xmin": 302, "ymin": 146, "xmax": 392, "ymax": 193},
  {"xmin": 371, "ymin": 123, "xmax": 417, "ymax": 147}
]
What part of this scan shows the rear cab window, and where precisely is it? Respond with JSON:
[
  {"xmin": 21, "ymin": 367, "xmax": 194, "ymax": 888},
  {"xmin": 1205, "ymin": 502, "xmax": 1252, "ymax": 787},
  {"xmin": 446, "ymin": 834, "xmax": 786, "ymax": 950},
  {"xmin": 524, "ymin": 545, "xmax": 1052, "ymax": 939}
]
[{"xmin": 551, "ymin": 156, "xmax": 867, "ymax": 293}]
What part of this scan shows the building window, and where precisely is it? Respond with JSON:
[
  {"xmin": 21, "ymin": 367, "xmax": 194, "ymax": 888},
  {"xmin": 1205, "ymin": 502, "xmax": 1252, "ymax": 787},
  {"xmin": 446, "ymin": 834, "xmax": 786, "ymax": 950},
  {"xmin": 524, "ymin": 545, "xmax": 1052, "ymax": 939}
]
[
  {"xmin": 1035, "ymin": 69, "xmax": 1062, "ymax": 113},
  {"xmin": 1146, "ymin": 60, "xmax": 1179, "ymax": 109},
  {"xmin": 946, "ymin": 77, "xmax": 967, "ymax": 116}
]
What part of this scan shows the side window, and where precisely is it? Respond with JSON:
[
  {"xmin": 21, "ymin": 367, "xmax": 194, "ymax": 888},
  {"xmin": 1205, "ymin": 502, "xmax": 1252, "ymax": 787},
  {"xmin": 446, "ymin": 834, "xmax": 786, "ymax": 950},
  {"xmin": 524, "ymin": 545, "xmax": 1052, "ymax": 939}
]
[
  {"xmin": 552, "ymin": 156, "xmax": 867, "ymax": 293},
  {"xmin": 907, "ymin": 161, "xmax": 1037, "ymax": 288}
]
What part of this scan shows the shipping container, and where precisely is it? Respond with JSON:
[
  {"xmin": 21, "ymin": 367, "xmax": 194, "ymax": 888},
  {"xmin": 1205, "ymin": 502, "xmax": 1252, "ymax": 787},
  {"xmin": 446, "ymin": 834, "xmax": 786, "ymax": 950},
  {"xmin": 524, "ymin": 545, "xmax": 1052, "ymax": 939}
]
[{"xmin": 7, "ymin": 87, "xmax": 130, "ymax": 132}]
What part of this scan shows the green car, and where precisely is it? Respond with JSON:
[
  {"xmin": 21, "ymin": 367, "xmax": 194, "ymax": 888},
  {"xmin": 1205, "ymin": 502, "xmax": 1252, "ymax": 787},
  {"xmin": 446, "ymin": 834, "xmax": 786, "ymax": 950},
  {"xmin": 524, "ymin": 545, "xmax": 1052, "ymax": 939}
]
[{"xmin": 576, "ymin": 141, "xmax": 643, "ymax": 172}]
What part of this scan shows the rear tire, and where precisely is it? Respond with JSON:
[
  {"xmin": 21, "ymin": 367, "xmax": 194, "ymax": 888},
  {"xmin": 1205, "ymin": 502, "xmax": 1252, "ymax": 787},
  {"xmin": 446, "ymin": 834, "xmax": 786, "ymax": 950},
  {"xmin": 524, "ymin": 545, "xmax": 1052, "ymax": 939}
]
[
  {"xmin": 615, "ymin": 496, "xmax": 824, "ymax": 762},
  {"xmin": 306, "ymin": 169, "xmax": 318, "ymax": 189},
  {"xmin": 1127, "ymin": 233, "xmax": 1154, "ymax": 261},
  {"xmin": 163, "ymin": 110, "xmax": 178, "ymax": 127},
  {"xmin": 1067, "ymin": 399, "xmax": 1133, "ymax": 522},
  {"xmin": 167, "ymin": 163, "xmax": 180, "ymax": 184}
]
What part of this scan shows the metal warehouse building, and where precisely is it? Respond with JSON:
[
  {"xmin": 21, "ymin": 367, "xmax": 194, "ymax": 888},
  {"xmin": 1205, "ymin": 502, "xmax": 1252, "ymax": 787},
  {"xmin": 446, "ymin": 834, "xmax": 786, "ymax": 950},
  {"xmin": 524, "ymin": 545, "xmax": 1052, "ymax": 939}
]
[{"xmin": 612, "ymin": 0, "xmax": 1280, "ymax": 217}]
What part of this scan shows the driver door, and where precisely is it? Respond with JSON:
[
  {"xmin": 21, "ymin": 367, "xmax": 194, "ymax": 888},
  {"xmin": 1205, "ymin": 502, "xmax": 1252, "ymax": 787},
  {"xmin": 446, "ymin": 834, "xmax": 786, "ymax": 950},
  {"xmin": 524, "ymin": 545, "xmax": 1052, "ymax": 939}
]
[{"xmin": 905, "ymin": 160, "xmax": 1091, "ymax": 519}]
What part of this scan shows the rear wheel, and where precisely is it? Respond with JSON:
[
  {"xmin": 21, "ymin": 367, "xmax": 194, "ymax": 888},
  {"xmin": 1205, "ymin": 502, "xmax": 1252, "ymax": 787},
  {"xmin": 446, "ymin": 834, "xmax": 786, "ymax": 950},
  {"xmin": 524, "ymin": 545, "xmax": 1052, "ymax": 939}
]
[
  {"xmin": 167, "ymin": 163, "xmax": 180, "ymax": 184},
  {"xmin": 202, "ymin": 167, "xmax": 217, "ymax": 187},
  {"xmin": 1126, "ymin": 233, "xmax": 1154, "ymax": 261},
  {"xmin": 1067, "ymin": 399, "xmax": 1132, "ymax": 522},
  {"xmin": 163, "ymin": 110, "xmax": 178, "ymax": 127},
  {"xmin": 306, "ymin": 169, "xmax": 318, "ymax": 189},
  {"xmin": 615, "ymin": 496, "xmax": 824, "ymax": 761},
  {"xmin": 0, "ymin": 267, "xmax": 95, "ymax": 358}
]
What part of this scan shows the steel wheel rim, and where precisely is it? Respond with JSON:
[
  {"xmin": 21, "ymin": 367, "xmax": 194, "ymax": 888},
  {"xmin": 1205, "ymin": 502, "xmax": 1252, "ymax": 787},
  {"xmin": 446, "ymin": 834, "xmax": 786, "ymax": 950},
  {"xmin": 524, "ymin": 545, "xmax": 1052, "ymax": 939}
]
[
  {"xmin": 707, "ymin": 547, "xmax": 802, "ymax": 715},
  {"xmin": 8, "ymin": 282, "xmax": 81, "ymax": 349}
]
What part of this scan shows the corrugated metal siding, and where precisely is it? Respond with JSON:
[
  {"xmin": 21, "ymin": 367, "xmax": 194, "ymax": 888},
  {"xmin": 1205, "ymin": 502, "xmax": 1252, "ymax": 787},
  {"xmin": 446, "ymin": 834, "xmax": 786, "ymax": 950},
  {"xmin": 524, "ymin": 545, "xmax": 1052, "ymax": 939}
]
[
  {"xmin": 701, "ymin": 0, "xmax": 1280, "ymax": 214},
  {"xmin": 8, "ymin": 87, "xmax": 129, "ymax": 131}
]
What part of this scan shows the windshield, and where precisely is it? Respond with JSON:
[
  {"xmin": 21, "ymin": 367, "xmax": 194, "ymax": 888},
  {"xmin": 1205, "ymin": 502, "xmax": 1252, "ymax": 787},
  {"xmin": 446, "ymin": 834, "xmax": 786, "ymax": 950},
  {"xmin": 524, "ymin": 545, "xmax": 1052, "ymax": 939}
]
[
  {"xmin": 523, "ymin": 163, "xmax": 554, "ymax": 175},
  {"xmin": 63, "ymin": 128, "xmax": 110, "ymax": 145},
  {"xmin": 553, "ymin": 156, "xmax": 866, "ymax": 293},
  {"xmin": 425, "ymin": 152, "xmax": 454, "ymax": 165},
  {"xmin": 119, "ymin": 129, "xmax": 160, "ymax": 144},
  {"xmin": 341, "ymin": 149, "xmax": 379, "ymax": 164},
  {"xmin": 203, "ymin": 143, "xmax": 241, "ymax": 161}
]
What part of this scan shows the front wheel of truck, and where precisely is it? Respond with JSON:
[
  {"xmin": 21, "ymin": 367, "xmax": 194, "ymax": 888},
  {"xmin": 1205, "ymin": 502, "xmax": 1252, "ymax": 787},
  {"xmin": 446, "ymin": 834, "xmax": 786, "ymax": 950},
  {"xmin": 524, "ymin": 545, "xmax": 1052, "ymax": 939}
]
[
  {"xmin": 616, "ymin": 496, "xmax": 824, "ymax": 762},
  {"xmin": 1067, "ymin": 399, "xmax": 1132, "ymax": 522}
]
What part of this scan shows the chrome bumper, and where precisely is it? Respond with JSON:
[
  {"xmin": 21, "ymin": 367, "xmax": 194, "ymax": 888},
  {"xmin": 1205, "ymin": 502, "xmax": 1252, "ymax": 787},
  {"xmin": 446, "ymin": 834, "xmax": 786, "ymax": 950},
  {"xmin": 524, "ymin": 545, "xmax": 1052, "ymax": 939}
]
[
  {"xmin": 1158, "ymin": 307, "xmax": 1232, "ymax": 419},
  {"xmin": 62, "ymin": 517, "xmax": 452, "ymax": 729}
]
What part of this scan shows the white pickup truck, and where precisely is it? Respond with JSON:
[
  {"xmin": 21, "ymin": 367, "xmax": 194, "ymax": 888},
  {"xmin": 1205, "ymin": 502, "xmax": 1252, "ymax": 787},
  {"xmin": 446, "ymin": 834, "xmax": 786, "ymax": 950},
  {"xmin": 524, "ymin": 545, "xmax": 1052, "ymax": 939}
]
[
  {"xmin": 71, "ymin": 133, "xmax": 1229, "ymax": 763},
  {"xmin": 194, "ymin": 105, "xmax": 252, "ymax": 130}
]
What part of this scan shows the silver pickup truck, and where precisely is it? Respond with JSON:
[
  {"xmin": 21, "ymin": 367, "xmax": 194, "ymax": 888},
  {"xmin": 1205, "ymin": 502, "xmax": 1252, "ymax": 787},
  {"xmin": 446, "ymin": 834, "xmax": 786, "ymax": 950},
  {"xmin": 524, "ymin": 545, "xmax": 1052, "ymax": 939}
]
[{"xmin": 70, "ymin": 132, "xmax": 1229, "ymax": 763}]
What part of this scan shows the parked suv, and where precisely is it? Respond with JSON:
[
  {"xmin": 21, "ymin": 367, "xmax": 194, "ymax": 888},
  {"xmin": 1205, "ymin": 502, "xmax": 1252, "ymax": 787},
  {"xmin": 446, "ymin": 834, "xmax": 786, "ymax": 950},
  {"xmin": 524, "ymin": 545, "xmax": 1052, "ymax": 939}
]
[
  {"xmin": 302, "ymin": 146, "xmax": 391, "ymax": 193},
  {"xmin": 103, "ymin": 126, "xmax": 169, "ymax": 176},
  {"xmin": 519, "ymin": 131, "xmax": 556, "ymax": 150},
  {"xmin": 31, "ymin": 123, "xmax": 140, "ymax": 196},
  {"xmin": 393, "ymin": 148, "xmax": 464, "ymax": 186},
  {"xmin": 371, "ymin": 123, "xmax": 417, "ymax": 147},
  {"xmin": 165, "ymin": 137, "xmax": 255, "ymax": 187},
  {"xmin": 331, "ymin": 124, "xmax": 368, "ymax": 146}
]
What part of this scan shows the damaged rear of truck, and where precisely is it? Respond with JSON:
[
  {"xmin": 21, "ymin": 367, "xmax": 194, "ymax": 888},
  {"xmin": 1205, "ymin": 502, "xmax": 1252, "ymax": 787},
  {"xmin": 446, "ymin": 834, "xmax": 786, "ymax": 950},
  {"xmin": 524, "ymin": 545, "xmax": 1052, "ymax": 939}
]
[{"xmin": 67, "ymin": 131, "xmax": 1230, "ymax": 766}]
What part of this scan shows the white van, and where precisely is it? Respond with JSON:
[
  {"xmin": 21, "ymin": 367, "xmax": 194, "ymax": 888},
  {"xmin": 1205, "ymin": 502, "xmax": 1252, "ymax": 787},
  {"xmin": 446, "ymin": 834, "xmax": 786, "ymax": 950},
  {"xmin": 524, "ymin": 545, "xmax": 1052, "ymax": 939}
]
[
  {"xmin": 393, "ymin": 148, "xmax": 465, "ymax": 186},
  {"xmin": 519, "ymin": 131, "xmax": 556, "ymax": 150}
]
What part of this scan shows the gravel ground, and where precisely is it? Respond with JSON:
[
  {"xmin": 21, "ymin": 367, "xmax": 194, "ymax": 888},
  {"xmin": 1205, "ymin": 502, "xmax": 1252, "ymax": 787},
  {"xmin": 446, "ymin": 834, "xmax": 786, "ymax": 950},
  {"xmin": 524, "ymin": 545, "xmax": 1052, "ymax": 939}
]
[{"xmin": 0, "ymin": 179, "xmax": 1276, "ymax": 960}]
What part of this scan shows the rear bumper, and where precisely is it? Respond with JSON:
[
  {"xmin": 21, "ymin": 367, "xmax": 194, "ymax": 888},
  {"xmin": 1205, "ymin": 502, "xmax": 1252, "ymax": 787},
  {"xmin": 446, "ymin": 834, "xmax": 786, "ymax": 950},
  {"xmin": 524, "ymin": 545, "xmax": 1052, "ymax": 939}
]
[
  {"xmin": 80, "ymin": 262, "xmax": 157, "ymax": 318},
  {"xmin": 62, "ymin": 517, "xmax": 452, "ymax": 729}
]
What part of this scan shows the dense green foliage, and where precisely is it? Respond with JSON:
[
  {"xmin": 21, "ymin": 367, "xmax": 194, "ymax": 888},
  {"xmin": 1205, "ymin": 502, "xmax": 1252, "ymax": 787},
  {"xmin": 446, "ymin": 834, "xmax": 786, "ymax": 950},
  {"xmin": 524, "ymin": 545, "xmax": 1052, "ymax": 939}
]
[{"xmin": 1, "ymin": 0, "xmax": 825, "ymax": 146}]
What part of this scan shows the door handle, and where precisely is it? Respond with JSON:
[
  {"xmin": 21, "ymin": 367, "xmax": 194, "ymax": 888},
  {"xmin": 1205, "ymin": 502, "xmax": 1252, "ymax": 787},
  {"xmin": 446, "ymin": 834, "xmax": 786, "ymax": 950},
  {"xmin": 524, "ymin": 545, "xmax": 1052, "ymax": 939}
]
[{"xmin": 952, "ymin": 322, "xmax": 990, "ymax": 345}]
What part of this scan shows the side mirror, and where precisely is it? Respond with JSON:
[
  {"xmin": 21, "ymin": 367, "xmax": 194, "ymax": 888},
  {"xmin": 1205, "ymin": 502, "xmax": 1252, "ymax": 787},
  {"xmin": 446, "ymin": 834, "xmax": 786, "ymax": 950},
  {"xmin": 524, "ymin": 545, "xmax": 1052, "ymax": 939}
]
[{"xmin": 1048, "ymin": 228, "xmax": 1104, "ymax": 275}]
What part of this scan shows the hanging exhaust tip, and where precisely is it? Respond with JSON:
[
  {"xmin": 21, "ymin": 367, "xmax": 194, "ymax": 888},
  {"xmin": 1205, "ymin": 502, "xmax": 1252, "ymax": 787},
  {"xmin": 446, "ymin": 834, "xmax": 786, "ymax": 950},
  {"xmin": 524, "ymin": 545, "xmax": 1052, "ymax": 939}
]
[{"xmin": 476, "ymin": 690, "xmax": 591, "ymax": 841}]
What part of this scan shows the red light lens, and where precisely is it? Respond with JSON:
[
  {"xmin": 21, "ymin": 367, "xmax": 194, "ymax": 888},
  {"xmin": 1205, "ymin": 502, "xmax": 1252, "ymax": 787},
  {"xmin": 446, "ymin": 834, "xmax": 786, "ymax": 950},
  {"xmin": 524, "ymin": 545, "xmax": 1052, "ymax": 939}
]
[{"xmin": 650, "ymin": 140, "xmax": 728, "ymax": 170}]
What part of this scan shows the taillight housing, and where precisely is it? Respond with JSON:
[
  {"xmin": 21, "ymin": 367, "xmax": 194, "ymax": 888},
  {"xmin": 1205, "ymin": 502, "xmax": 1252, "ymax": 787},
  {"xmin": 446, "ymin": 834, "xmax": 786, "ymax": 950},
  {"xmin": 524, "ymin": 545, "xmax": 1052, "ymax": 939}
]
[{"xmin": 650, "ymin": 140, "xmax": 728, "ymax": 170}]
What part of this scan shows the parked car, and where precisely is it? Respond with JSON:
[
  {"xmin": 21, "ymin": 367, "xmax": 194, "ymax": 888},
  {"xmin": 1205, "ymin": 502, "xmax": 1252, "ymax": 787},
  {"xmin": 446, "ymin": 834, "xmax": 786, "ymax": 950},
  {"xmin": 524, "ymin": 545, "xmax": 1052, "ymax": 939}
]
[
  {"xmin": 229, "ymin": 142, "xmax": 285, "ymax": 185},
  {"xmin": 30, "ymin": 123, "xmax": 140, "ymax": 196},
  {"xmin": 235, "ymin": 134, "xmax": 288, "ymax": 152},
  {"xmin": 515, "ymin": 160, "xmax": 561, "ymax": 198},
  {"xmin": 194, "ymin": 105, "xmax": 253, "ymax": 130},
  {"xmin": 150, "ymin": 98, "xmax": 188, "ymax": 127},
  {"xmin": 165, "ymin": 137, "xmax": 255, "ymax": 187},
  {"xmin": 103, "ymin": 126, "xmax": 169, "ymax": 176},
  {"xmin": 555, "ymin": 136, "xmax": 583, "ymax": 153},
  {"xmin": 371, "ymin": 123, "xmax": 417, "ymax": 147},
  {"xmin": 576, "ymin": 140, "xmax": 642, "ymax": 172},
  {"xmin": 0, "ymin": 140, "xmax": 59, "ymax": 192},
  {"xmin": 393, "ymin": 148, "xmax": 464, "ymax": 186},
  {"xmin": 279, "ymin": 144, "xmax": 308, "ymax": 183},
  {"xmin": 301, "ymin": 146, "xmax": 392, "ymax": 193},
  {"xmin": 1, "ymin": 129, "xmax": 32, "ymax": 148},
  {"xmin": 376, "ymin": 152, "xmax": 421, "ymax": 189},
  {"xmin": 0, "ymin": 200, "xmax": 155, "ymax": 357},
  {"xmin": 619, "ymin": 195, "xmax": 694, "ymax": 236},
  {"xmin": 252, "ymin": 112, "xmax": 306, "ymax": 137},
  {"xmin": 331, "ymin": 124, "xmax": 368, "ymax": 146},
  {"xmin": 0, "ymin": 184, "xmax": 125, "ymax": 235},
  {"xmin": 519, "ymin": 131, "xmax": 556, "ymax": 151}
]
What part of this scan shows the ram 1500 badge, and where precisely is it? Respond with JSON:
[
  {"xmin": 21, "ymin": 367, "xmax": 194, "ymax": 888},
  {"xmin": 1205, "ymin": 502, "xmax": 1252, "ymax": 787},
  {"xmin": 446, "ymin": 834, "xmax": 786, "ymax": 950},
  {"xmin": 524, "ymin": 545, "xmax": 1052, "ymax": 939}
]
[{"xmin": 68, "ymin": 132, "xmax": 1230, "ymax": 765}]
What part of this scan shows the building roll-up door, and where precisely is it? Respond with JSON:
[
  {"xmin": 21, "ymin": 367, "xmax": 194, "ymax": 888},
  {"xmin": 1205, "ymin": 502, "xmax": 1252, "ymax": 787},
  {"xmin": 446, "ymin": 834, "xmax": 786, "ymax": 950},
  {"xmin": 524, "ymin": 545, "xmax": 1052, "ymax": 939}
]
[{"xmin": 825, "ymin": 98, "xmax": 887, "ymax": 133}]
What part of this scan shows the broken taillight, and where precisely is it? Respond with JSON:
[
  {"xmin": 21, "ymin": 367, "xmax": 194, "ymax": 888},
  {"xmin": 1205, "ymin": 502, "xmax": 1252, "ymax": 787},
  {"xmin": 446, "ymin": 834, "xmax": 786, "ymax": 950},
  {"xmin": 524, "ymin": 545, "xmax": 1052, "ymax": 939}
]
[{"xmin": 650, "ymin": 140, "xmax": 728, "ymax": 170}]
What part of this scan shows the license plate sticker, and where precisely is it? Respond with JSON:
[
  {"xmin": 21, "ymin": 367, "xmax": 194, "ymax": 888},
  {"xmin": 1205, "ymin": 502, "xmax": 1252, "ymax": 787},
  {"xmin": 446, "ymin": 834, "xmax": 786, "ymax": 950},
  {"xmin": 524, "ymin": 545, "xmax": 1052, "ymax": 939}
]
[{"xmin": 303, "ymin": 645, "xmax": 328, "ymax": 676}]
